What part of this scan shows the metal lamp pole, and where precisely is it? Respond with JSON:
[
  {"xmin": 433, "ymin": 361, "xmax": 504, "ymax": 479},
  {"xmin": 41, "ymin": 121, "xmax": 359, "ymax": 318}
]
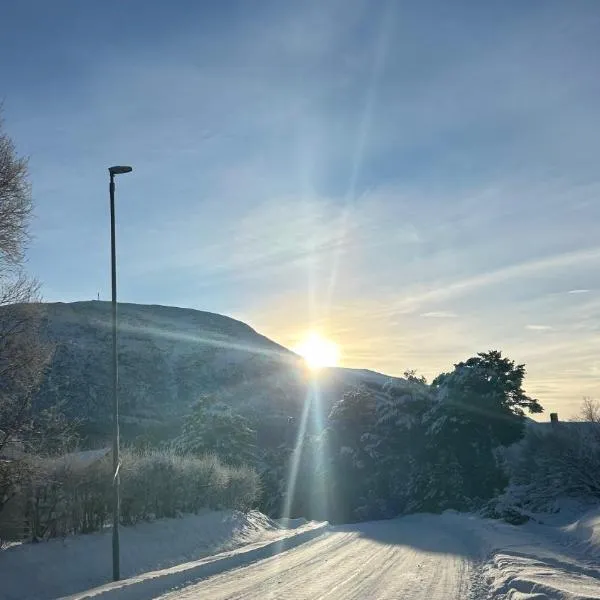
[{"xmin": 108, "ymin": 165, "xmax": 132, "ymax": 581}]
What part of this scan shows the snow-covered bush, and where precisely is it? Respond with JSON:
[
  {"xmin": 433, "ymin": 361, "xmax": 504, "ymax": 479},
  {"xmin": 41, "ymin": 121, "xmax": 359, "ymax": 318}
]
[
  {"xmin": 482, "ymin": 400, "xmax": 600, "ymax": 522},
  {"xmin": 120, "ymin": 449, "xmax": 259, "ymax": 522},
  {"xmin": 504, "ymin": 422, "xmax": 600, "ymax": 509},
  {"xmin": 4, "ymin": 452, "xmax": 112, "ymax": 540},
  {"xmin": 0, "ymin": 448, "xmax": 260, "ymax": 542}
]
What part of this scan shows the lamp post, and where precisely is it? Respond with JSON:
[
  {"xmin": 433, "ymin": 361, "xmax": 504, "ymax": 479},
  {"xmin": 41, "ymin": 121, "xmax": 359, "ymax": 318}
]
[{"xmin": 108, "ymin": 165, "xmax": 132, "ymax": 581}]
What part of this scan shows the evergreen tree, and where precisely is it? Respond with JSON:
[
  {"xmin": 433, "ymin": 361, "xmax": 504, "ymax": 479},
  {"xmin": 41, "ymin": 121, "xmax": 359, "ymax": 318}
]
[
  {"xmin": 362, "ymin": 377, "xmax": 433, "ymax": 516},
  {"xmin": 325, "ymin": 387, "xmax": 378, "ymax": 522},
  {"xmin": 176, "ymin": 395, "xmax": 257, "ymax": 466},
  {"xmin": 423, "ymin": 350, "xmax": 543, "ymax": 504},
  {"xmin": 431, "ymin": 350, "xmax": 542, "ymax": 445}
]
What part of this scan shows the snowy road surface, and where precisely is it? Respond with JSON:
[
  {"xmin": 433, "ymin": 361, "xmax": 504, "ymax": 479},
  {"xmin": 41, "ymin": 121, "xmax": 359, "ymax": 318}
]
[
  {"xmin": 5, "ymin": 509, "xmax": 600, "ymax": 599},
  {"xmin": 152, "ymin": 512, "xmax": 600, "ymax": 600},
  {"xmin": 155, "ymin": 516, "xmax": 474, "ymax": 600}
]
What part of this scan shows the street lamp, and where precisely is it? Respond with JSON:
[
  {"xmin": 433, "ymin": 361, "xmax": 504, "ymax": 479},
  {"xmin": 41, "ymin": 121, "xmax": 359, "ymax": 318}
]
[{"xmin": 108, "ymin": 165, "xmax": 132, "ymax": 581}]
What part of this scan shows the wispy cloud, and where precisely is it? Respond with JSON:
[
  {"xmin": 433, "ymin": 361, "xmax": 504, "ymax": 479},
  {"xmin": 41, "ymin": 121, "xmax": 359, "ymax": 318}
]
[
  {"xmin": 568, "ymin": 289, "xmax": 590, "ymax": 294},
  {"xmin": 420, "ymin": 311, "xmax": 457, "ymax": 319},
  {"xmin": 394, "ymin": 246, "xmax": 600, "ymax": 313},
  {"xmin": 525, "ymin": 324, "xmax": 553, "ymax": 331}
]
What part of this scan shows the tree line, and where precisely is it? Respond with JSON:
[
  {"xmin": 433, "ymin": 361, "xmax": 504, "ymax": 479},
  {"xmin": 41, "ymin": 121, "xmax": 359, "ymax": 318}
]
[{"xmin": 176, "ymin": 350, "xmax": 550, "ymax": 522}]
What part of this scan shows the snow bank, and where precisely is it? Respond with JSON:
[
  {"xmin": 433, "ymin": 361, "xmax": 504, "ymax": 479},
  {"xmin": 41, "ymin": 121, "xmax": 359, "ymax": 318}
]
[
  {"xmin": 0, "ymin": 510, "xmax": 325, "ymax": 600},
  {"xmin": 463, "ymin": 501, "xmax": 600, "ymax": 600},
  {"xmin": 561, "ymin": 505, "xmax": 600, "ymax": 555},
  {"xmin": 65, "ymin": 520, "xmax": 327, "ymax": 600},
  {"xmin": 486, "ymin": 550, "xmax": 600, "ymax": 600}
]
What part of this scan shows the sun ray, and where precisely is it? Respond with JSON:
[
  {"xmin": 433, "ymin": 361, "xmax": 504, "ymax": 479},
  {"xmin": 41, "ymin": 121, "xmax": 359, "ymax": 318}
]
[{"xmin": 325, "ymin": 3, "xmax": 393, "ymax": 315}]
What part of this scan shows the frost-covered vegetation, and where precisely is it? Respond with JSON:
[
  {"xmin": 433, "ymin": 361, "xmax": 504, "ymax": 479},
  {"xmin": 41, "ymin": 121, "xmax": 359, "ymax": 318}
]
[
  {"xmin": 170, "ymin": 350, "xmax": 566, "ymax": 524},
  {"xmin": 0, "ymin": 448, "xmax": 259, "ymax": 542},
  {"xmin": 311, "ymin": 351, "xmax": 544, "ymax": 522},
  {"xmin": 4, "ymin": 333, "xmax": 598, "ymax": 540},
  {"xmin": 117, "ymin": 349, "xmax": 599, "ymax": 526},
  {"xmin": 490, "ymin": 398, "xmax": 600, "ymax": 520}
]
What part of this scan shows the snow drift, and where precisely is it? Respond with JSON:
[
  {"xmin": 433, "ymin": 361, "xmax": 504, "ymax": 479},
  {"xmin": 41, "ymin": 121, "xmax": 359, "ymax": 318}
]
[{"xmin": 0, "ymin": 510, "xmax": 324, "ymax": 600}]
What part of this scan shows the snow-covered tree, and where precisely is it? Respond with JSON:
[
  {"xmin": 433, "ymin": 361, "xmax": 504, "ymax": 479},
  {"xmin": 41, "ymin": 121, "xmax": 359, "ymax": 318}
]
[
  {"xmin": 175, "ymin": 395, "xmax": 257, "ymax": 466},
  {"xmin": 258, "ymin": 351, "xmax": 545, "ymax": 522},
  {"xmin": 324, "ymin": 387, "xmax": 378, "ymax": 521},
  {"xmin": 422, "ymin": 350, "xmax": 542, "ymax": 506},
  {"xmin": 431, "ymin": 350, "xmax": 542, "ymax": 439},
  {"xmin": 361, "ymin": 377, "xmax": 433, "ymax": 515}
]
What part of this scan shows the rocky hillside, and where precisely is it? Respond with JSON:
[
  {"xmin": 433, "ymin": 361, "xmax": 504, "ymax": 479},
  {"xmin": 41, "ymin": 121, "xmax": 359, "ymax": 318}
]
[{"xmin": 31, "ymin": 302, "xmax": 401, "ymax": 445}]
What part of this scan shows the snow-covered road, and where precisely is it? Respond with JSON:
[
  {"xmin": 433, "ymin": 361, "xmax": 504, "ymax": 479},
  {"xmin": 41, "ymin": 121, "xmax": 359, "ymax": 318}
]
[
  {"xmin": 5, "ymin": 508, "xmax": 599, "ymax": 599},
  {"xmin": 153, "ymin": 512, "xmax": 600, "ymax": 600},
  {"xmin": 155, "ymin": 516, "xmax": 475, "ymax": 599}
]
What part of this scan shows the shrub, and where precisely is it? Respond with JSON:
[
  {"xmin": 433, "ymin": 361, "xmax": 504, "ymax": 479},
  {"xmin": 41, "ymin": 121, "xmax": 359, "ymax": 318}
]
[
  {"xmin": 505, "ymin": 423, "xmax": 600, "ymax": 509},
  {"xmin": 0, "ymin": 448, "xmax": 260, "ymax": 542}
]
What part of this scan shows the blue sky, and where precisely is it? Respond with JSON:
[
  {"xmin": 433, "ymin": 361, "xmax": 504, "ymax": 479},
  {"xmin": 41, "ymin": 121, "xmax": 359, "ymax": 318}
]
[{"xmin": 2, "ymin": 0, "xmax": 600, "ymax": 416}]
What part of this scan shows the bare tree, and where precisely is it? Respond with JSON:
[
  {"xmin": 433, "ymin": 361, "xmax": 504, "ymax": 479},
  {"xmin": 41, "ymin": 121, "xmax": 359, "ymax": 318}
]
[
  {"xmin": 0, "ymin": 113, "xmax": 53, "ymax": 519},
  {"xmin": 0, "ymin": 121, "xmax": 31, "ymax": 266},
  {"xmin": 577, "ymin": 397, "xmax": 600, "ymax": 446},
  {"xmin": 579, "ymin": 397, "xmax": 600, "ymax": 423}
]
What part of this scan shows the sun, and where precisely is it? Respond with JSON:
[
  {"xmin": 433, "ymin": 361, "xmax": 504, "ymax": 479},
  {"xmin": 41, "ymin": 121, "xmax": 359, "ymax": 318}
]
[{"xmin": 294, "ymin": 332, "xmax": 340, "ymax": 370}]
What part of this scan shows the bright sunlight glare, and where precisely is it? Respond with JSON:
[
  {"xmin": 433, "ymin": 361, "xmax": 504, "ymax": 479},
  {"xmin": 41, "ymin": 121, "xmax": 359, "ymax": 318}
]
[{"xmin": 294, "ymin": 332, "xmax": 340, "ymax": 370}]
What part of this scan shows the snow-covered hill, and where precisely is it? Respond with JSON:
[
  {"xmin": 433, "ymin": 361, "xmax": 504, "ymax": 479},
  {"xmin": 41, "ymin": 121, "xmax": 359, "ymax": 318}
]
[{"xmin": 27, "ymin": 301, "xmax": 402, "ymax": 443}]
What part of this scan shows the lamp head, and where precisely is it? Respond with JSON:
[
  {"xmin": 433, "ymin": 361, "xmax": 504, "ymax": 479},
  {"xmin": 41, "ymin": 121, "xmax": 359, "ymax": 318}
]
[{"xmin": 109, "ymin": 166, "xmax": 133, "ymax": 176}]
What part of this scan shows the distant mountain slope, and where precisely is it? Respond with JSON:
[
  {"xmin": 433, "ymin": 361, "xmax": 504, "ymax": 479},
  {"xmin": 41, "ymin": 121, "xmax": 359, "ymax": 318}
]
[{"xmin": 29, "ymin": 301, "xmax": 403, "ymax": 444}]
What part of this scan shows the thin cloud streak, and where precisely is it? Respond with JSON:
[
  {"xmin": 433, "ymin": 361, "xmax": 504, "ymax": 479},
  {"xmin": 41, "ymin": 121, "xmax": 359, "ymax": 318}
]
[{"xmin": 396, "ymin": 246, "xmax": 600, "ymax": 312}]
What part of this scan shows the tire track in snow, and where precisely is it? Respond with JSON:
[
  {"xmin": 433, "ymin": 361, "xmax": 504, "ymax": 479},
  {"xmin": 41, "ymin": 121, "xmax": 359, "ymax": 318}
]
[{"xmin": 156, "ymin": 519, "xmax": 475, "ymax": 599}]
